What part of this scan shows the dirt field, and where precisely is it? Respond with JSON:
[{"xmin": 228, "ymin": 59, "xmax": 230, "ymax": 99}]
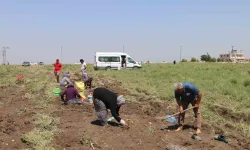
[{"xmin": 0, "ymin": 65, "xmax": 250, "ymax": 150}]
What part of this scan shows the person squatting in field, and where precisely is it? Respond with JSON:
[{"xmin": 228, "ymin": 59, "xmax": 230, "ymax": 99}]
[
  {"xmin": 60, "ymin": 73, "xmax": 73, "ymax": 87},
  {"xmin": 60, "ymin": 83, "xmax": 84, "ymax": 105},
  {"xmin": 174, "ymin": 82, "xmax": 202, "ymax": 134},
  {"xmin": 54, "ymin": 59, "xmax": 62, "ymax": 83},
  {"xmin": 82, "ymin": 72, "xmax": 93, "ymax": 89},
  {"xmin": 91, "ymin": 87, "xmax": 127, "ymax": 126}
]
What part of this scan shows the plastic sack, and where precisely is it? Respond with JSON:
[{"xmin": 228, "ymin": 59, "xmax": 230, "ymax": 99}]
[{"xmin": 75, "ymin": 81, "xmax": 86, "ymax": 99}]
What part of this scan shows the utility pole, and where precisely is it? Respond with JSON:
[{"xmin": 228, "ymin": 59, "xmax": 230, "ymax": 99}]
[
  {"xmin": 61, "ymin": 46, "xmax": 63, "ymax": 63},
  {"xmin": 123, "ymin": 46, "xmax": 124, "ymax": 53},
  {"xmin": 2, "ymin": 47, "xmax": 9, "ymax": 65},
  {"xmin": 180, "ymin": 46, "xmax": 182, "ymax": 62},
  {"xmin": 231, "ymin": 46, "xmax": 234, "ymax": 50}
]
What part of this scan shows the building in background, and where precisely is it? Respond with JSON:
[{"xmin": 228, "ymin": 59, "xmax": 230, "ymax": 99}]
[{"xmin": 219, "ymin": 49, "xmax": 250, "ymax": 63}]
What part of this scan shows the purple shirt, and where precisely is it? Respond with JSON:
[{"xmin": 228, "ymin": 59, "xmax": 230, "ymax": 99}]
[{"xmin": 60, "ymin": 87, "xmax": 81, "ymax": 102}]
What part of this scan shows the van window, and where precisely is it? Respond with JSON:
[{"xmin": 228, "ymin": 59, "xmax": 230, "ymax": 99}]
[
  {"xmin": 111, "ymin": 57, "xmax": 120, "ymax": 62},
  {"xmin": 127, "ymin": 57, "xmax": 135, "ymax": 63},
  {"xmin": 98, "ymin": 56, "xmax": 120, "ymax": 62},
  {"xmin": 98, "ymin": 57, "xmax": 109, "ymax": 62}
]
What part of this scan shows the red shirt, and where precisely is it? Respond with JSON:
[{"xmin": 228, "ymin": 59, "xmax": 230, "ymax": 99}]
[{"xmin": 54, "ymin": 62, "xmax": 62, "ymax": 72}]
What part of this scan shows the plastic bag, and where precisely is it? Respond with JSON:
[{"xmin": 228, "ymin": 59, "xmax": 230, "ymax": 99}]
[{"xmin": 75, "ymin": 81, "xmax": 86, "ymax": 99}]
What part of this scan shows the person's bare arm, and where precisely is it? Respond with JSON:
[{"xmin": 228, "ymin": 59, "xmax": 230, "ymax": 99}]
[
  {"xmin": 195, "ymin": 92, "xmax": 202, "ymax": 107},
  {"xmin": 175, "ymin": 92, "xmax": 183, "ymax": 113}
]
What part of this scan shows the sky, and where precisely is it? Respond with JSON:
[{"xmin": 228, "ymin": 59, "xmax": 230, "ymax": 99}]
[{"xmin": 0, "ymin": 0, "xmax": 250, "ymax": 64}]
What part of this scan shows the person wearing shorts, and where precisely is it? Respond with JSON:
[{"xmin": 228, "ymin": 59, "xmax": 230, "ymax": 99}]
[
  {"xmin": 174, "ymin": 82, "xmax": 202, "ymax": 134},
  {"xmin": 54, "ymin": 59, "xmax": 62, "ymax": 83}
]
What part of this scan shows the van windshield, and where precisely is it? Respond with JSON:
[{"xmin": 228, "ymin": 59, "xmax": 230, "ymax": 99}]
[{"xmin": 127, "ymin": 57, "xmax": 136, "ymax": 63}]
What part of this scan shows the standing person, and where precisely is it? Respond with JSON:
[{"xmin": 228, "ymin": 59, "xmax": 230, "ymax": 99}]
[
  {"xmin": 80, "ymin": 59, "xmax": 87, "ymax": 73},
  {"xmin": 54, "ymin": 59, "xmax": 62, "ymax": 83},
  {"xmin": 174, "ymin": 82, "xmax": 202, "ymax": 134},
  {"xmin": 60, "ymin": 83, "xmax": 84, "ymax": 104},
  {"xmin": 90, "ymin": 87, "xmax": 127, "ymax": 126}
]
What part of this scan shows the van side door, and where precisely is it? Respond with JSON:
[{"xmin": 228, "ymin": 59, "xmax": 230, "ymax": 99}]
[{"xmin": 110, "ymin": 56, "xmax": 121, "ymax": 69}]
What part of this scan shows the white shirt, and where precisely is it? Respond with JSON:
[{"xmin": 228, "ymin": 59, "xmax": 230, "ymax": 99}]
[{"xmin": 81, "ymin": 62, "xmax": 86, "ymax": 70}]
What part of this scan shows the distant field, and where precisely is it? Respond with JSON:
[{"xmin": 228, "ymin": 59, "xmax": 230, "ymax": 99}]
[{"xmin": 0, "ymin": 63, "xmax": 249, "ymax": 149}]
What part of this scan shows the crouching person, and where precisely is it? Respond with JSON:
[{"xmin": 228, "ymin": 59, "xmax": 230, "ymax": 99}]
[
  {"xmin": 83, "ymin": 73, "xmax": 93, "ymax": 89},
  {"xmin": 60, "ymin": 73, "xmax": 73, "ymax": 87},
  {"xmin": 60, "ymin": 83, "xmax": 84, "ymax": 105},
  {"xmin": 91, "ymin": 87, "xmax": 126, "ymax": 126}
]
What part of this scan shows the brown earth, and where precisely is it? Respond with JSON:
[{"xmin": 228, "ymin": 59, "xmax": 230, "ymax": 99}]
[
  {"xmin": 0, "ymin": 85, "xmax": 35, "ymax": 150},
  {"xmin": 1, "ymin": 76, "xmax": 250, "ymax": 150},
  {"xmin": 52, "ymin": 77, "xmax": 250, "ymax": 150}
]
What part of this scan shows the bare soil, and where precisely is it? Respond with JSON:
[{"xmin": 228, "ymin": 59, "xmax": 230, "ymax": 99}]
[
  {"xmin": 52, "ymin": 77, "xmax": 250, "ymax": 150},
  {"xmin": 0, "ymin": 85, "xmax": 35, "ymax": 150},
  {"xmin": 1, "ymin": 77, "xmax": 250, "ymax": 150}
]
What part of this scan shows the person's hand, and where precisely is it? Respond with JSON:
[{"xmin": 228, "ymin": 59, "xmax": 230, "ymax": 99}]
[
  {"xmin": 120, "ymin": 119, "xmax": 126, "ymax": 126},
  {"xmin": 175, "ymin": 125, "xmax": 183, "ymax": 132},
  {"xmin": 179, "ymin": 106, "xmax": 183, "ymax": 113}
]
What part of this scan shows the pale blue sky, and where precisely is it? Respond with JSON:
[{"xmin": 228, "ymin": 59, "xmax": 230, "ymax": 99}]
[{"xmin": 0, "ymin": 0, "xmax": 249, "ymax": 64}]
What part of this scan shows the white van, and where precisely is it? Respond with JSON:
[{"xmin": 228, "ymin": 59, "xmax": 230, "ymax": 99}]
[{"xmin": 94, "ymin": 52, "xmax": 142, "ymax": 70}]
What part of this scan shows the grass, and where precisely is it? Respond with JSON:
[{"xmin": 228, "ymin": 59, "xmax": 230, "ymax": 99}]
[
  {"xmin": 0, "ymin": 65, "xmax": 60, "ymax": 149},
  {"xmin": 88, "ymin": 63, "xmax": 250, "ymax": 137},
  {"xmin": 21, "ymin": 114, "xmax": 59, "ymax": 150},
  {"xmin": 1, "ymin": 62, "xmax": 250, "ymax": 149}
]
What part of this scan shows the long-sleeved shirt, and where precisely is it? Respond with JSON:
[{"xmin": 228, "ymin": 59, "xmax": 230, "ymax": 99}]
[
  {"xmin": 93, "ymin": 88, "xmax": 121, "ymax": 122},
  {"xmin": 60, "ymin": 87, "xmax": 81, "ymax": 103},
  {"xmin": 60, "ymin": 77, "xmax": 72, "ymax": 85},
  {"xmin": 175, "ymin": 82, "xmax": 200, "ymax": 100}
]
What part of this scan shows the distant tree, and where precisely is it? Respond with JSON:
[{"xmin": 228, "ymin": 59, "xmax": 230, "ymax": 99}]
[
  {"xmin": 191, "ymin": 57, "xmax": 198, "ymax": 62},
  {"xmin": 200, "ymin": 53, "xmax": 215, "ymax": 62},
  {"xmin": 181, "ymin": 59, "xmax": 188, "ymax": 62},
  {"xmin": 210, "ymin": 57, "xmax": 217, "ymax": 62},
  {"xmin": 217, "ymin": 58, "xmax": 222, "ymax": 62},
  {"xmin": 200, "ymin": 55, "xmax": 209, "ymax": 62}
]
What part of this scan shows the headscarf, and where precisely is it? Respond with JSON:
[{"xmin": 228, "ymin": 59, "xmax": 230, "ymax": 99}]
[{"xmin": 117, "ymin": 95, "xmax": 126, "ymax": 106}]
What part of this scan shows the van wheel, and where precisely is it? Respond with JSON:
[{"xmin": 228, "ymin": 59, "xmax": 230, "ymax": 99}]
[
  {"xmin": 106, "ymin": 66, "xmax": 111, "ymax": 71},
  {"xmin": 133, "ymin": 66, "xmax": 138, "ymax": 69}
]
